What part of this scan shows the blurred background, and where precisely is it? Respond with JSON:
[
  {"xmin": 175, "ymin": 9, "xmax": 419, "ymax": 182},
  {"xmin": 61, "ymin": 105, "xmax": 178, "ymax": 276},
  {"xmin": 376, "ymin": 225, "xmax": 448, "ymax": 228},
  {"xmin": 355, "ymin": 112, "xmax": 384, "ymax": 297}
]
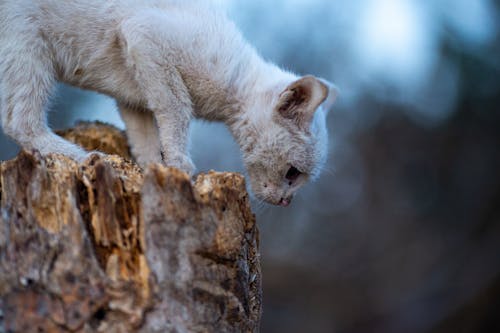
[{"xmin": 1, "ymin": 0, "xmax": 499, "ymax": 332}]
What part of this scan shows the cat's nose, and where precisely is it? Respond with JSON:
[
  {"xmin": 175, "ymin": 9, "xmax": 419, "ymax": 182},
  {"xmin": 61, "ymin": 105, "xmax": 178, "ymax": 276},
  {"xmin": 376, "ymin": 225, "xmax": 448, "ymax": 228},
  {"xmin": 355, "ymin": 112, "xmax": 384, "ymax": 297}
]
[{"xmin": 279, "ymin": 197, "xmax": 292, "ymax": 207}]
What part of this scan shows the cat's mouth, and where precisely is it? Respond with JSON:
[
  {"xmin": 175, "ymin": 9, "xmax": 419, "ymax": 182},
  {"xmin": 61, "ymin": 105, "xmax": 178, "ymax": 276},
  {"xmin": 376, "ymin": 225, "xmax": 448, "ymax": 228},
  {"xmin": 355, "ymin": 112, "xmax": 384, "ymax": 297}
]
[
  {"xmin": 278, "ymin": 197, "xmax": 291, "ymax": 207},
  {"xmin": 264, "ymin": 194, "xmax": 293, "ymax": 207},
  {"xmin": 250, "ymin": 180, "xmax": 295, "ymax": 207}
]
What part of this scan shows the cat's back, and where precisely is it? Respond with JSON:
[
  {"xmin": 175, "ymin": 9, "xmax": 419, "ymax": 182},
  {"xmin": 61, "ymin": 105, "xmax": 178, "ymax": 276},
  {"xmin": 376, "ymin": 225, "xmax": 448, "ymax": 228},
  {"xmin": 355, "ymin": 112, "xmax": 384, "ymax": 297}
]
[
  {"xmin": 0, "ymin": 0, "xmax": 115, "ymax": 39},
  {"xmin": 0, "ymin": 0, "xmax": 255, "ymax": 89},
  {"xmin": 0, "ymin": 0, "xmax": 235, "ymax": 47}
]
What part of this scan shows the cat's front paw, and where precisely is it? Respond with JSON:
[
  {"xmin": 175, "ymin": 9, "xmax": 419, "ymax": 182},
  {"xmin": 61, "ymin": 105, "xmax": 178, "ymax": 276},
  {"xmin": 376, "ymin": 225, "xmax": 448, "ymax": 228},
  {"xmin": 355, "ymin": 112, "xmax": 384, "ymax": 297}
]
[
  {"xmin": 163, "ymin": 154, "xmax": 195, "ymax": 176},
  {"xmin": 82, "ymin": 151, "xmax": 106, "ymax": 164}
]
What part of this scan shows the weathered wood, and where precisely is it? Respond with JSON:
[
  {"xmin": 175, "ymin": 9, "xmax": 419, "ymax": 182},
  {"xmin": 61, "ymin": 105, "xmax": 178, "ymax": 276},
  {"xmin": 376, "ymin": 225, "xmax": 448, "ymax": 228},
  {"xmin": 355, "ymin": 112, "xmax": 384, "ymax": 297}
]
[{"xmin": 0, "ymin": 123, "xmax": 261, "ymax": 333}]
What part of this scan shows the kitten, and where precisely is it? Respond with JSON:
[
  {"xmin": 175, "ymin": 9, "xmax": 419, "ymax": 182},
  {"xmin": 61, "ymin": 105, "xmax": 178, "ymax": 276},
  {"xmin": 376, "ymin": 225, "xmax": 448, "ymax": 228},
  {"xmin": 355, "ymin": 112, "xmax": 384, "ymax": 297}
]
[{"xmin": 0, "ymin": 0, "xmax": 337, "ymax": 206}]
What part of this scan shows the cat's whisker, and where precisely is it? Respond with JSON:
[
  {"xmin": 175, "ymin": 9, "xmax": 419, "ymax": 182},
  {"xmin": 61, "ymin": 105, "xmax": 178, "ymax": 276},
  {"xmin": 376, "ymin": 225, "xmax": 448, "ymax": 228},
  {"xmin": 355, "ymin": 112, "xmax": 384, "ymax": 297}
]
[
  {"xmin": 315, "ymin": 163, "xmax": 337, "ymax": 177},
  {"xmin": 253, "ymin": 199, "xmax": 269, "ymax": 215}
]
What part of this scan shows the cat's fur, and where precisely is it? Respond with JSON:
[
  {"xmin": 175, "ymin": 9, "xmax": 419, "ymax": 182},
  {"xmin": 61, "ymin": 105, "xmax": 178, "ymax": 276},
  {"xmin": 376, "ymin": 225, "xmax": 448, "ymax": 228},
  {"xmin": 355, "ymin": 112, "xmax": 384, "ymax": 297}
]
[{"xmin": 0, "ymin": 0, "xmax": 337, "ymax": 206}]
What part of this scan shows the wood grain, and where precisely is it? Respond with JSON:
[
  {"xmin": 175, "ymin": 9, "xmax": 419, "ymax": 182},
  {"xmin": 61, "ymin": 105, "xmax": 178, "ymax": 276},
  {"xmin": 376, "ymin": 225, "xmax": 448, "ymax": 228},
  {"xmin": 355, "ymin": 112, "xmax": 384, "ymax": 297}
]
[{"xmin": 0, "ymin": 123, "xmax": 261, "ymax": 333}]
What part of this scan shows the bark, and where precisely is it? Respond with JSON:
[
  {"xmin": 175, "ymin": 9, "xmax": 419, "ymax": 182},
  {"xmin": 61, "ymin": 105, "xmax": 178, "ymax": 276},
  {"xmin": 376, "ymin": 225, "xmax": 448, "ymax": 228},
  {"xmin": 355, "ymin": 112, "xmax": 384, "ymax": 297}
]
[{"xmin": 0, "ymin": 122, "xmax": 261, "ymax": 333}]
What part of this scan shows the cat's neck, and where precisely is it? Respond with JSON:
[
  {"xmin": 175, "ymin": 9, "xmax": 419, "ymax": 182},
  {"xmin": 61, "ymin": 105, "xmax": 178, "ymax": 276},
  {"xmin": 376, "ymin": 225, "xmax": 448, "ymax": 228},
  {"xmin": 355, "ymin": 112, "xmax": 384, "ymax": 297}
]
[
  {"xmin": 183, "ymin": 39, "xmax": 297, "ymax": 150},
  {"xmin": 186, "ymin": 43, "xmax": 294, "ymax": 120},
  {"xmin": 222, "ymin": 58, "xmax": 297, "ymax": 154}
]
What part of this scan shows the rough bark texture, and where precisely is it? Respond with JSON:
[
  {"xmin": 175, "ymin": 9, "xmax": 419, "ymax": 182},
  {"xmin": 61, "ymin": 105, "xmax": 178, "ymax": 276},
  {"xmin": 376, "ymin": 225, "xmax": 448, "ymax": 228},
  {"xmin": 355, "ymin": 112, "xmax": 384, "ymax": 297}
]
[{"xmin": 0, "ymin": 123, "xmax": 261, "ymax": 333}]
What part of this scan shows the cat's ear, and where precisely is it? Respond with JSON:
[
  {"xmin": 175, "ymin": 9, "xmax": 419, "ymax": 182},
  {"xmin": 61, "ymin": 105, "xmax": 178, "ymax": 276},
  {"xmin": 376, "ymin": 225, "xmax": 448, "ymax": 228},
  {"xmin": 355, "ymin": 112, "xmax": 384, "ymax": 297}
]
[
  {"xmin": 318, "ymin": 78, "xmax": 339, "ymax": 112},
  {"xmin": 276, "ymin": 75, "xmax": 337, "ymax": 130}
]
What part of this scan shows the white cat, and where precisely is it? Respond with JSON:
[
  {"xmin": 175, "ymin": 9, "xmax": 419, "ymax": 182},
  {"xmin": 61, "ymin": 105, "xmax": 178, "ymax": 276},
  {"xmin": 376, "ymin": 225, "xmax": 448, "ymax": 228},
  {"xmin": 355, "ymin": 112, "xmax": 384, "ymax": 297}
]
[{"xmin": 0, "ymin": 0, "xmax": 337, "ymax": 206}]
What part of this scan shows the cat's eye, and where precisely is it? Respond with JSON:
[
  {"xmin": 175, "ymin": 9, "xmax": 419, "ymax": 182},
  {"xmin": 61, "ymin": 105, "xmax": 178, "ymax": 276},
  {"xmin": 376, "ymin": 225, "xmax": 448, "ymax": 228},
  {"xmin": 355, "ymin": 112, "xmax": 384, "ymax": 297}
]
[{"xmin": 285, "ymin": 166, "xmax": 302, "ymax": 183}]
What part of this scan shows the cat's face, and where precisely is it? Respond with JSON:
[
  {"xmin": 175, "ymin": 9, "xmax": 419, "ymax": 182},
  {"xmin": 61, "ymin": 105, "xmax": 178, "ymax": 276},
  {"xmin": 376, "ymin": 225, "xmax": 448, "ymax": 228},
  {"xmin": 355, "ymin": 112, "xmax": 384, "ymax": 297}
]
[{"xmin": 244, "ymin": 76, "xmax": 337, "ymax": 206}]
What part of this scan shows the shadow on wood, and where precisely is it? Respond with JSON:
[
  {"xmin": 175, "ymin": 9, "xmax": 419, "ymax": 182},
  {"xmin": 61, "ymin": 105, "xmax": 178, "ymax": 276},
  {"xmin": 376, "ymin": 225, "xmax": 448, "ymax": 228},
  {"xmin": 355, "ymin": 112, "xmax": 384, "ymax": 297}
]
[{"xmin": 0, "ymin": 123, "xmax": 261, "ymax": 333}]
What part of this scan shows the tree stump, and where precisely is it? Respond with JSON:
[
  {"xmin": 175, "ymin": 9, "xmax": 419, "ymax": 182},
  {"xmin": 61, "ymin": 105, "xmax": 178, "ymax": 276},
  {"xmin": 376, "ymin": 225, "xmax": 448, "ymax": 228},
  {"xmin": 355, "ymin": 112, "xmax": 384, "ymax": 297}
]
[{"xmin": 0, "ymin": 123, "xmax": 261, "ymax": 333}]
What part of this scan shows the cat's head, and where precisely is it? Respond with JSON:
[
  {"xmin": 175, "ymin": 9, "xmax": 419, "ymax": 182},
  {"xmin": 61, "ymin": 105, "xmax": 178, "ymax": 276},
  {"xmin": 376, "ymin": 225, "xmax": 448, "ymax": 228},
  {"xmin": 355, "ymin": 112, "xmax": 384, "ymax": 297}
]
[{"xmin": 242, "ymin": 75, "xmax": 338, "ymax": 206}]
